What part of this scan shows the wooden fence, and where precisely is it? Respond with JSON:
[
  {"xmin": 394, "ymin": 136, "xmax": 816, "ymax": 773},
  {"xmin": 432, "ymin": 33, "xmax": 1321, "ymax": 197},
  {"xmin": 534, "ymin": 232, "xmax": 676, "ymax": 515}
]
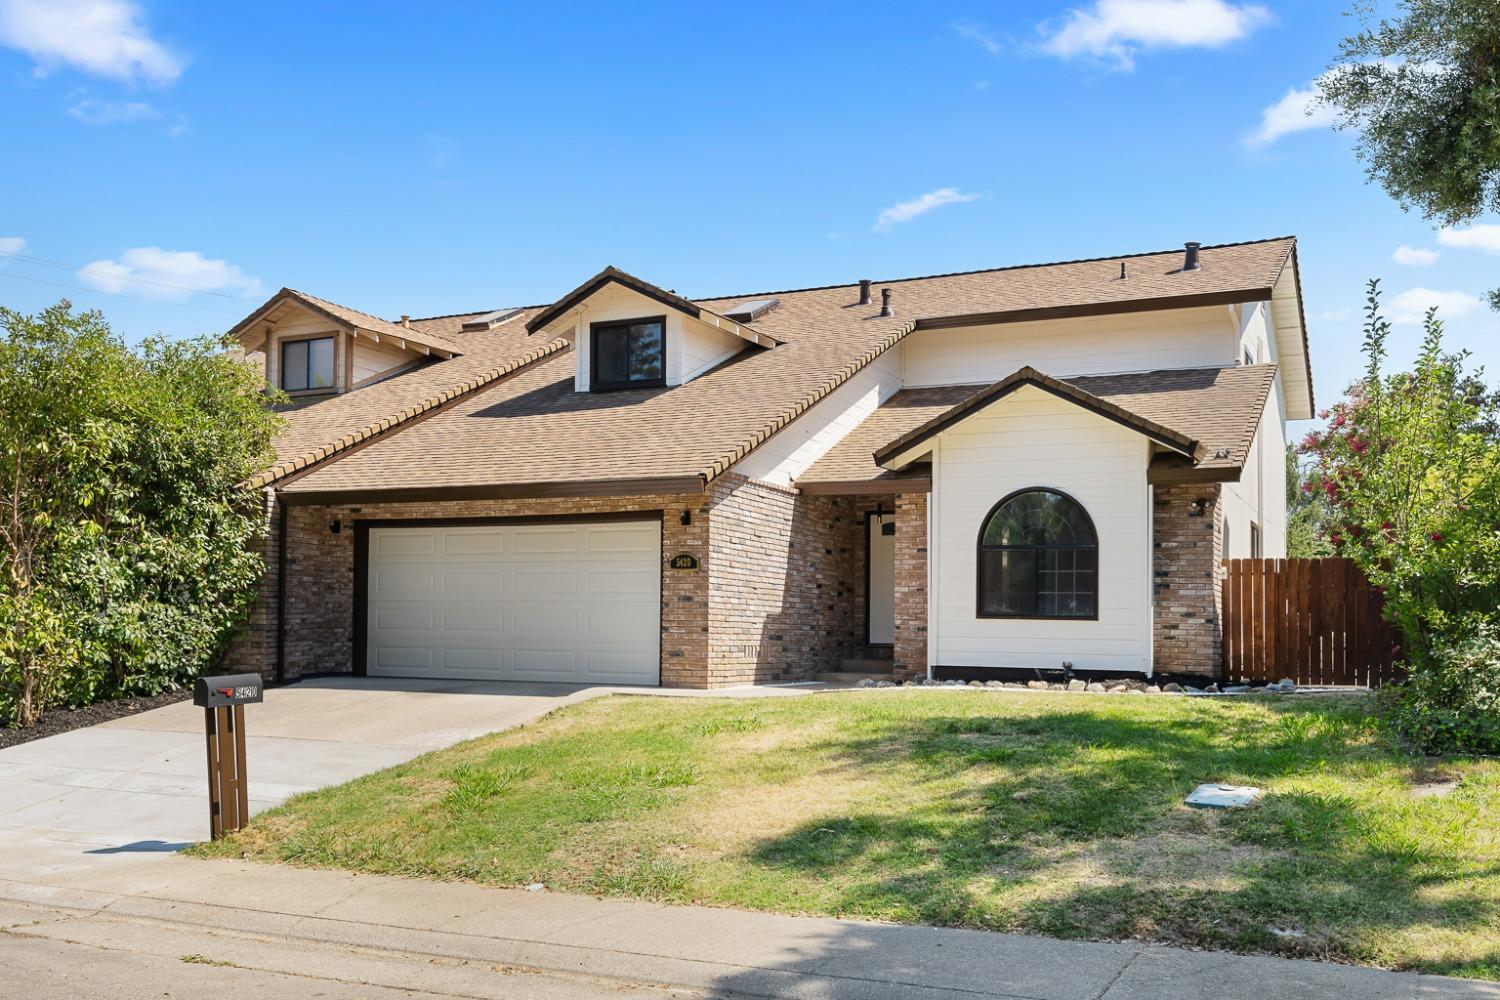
[{"xmin": 1221, "ymin": 558, "xmax": 1403, "ymax": 687}]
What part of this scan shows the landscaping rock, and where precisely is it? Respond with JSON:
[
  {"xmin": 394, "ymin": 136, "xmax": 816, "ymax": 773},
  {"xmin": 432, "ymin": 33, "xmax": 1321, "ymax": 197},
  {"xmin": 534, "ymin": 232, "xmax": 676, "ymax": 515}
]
[
  {"xmin": 1184, "ymin": 685, "xmax": 1205, "ymax": 695},
  {"xmin": 969, "ymin": 680, "xmax": 985, "ymax": 688},
  {"xmin": 856, "ymin": 678, "xmax": 877, "ymax": 688},
  {"xmin": 1107, "ymin": 685, "xmax": 1128, "ymax": 694},
  {"xmin": 1026, "ymin": 680, "xmax": 1049, "ymax": 690},
  {"xmin": 1048, "ymin": 682, "xmax": 1066, "ymax": 690},
  {"xmin": 1145, "ymin": 685, "xmax": 1162, "ymax": 694},
  {"xmin": 1223, "ymin": 685, "xmax": 1250, "ymax": 694},
  {"xmin": 1066, "ymin": 679, "xmax": 1088, "ymax": 691},
  {"xmin": 876, "ymin": 680, "xmax": 897, "ymax": 688},
  {"xmin": 1086, "ymin": 682, "xmax": 1107, "ymax": 692},
  {"xmin": 1162, "ymin": 682, "xmax": 1183, "ymax": 693},
  {"xmin": 1278, "ymin": 677, "xmax": 1297, "ymax": 690},
  {"xmin": 1205, "ymin": 683, "xmax": 1220, "ymax": 693},
  {"xmin": 985, "ymin": 680, "xmax": 1006, "ymax": 689}
]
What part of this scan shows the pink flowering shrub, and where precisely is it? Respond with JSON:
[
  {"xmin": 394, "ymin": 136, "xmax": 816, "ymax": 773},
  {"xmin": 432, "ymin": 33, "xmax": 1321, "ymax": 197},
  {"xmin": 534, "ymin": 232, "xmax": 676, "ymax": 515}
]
[{"xmin": 1301, "ymin": 282, "xmax": 1500, "ymax": 752}]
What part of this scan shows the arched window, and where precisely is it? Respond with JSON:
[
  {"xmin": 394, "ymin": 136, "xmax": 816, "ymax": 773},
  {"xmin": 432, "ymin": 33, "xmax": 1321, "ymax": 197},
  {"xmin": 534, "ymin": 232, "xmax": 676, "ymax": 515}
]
[{"xmin": 977, "ymin": 489, "xmax": 1097, "ymax": 619}]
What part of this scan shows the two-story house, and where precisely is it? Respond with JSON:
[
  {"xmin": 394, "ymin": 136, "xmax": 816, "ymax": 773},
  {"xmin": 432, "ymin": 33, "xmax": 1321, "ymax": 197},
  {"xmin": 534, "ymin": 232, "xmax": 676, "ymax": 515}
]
[{"xmin": 224, "ymin": 237, "xmax": 1310, "ymax": 687}]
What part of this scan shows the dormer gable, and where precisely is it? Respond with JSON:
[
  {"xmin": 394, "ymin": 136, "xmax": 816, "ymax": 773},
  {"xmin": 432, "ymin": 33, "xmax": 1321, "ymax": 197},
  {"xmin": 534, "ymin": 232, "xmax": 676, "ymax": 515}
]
[
  {"xmin": 524, "ymin": 266, "xmax": 776, "ymax": 392},
  {"xmin": 227, "ymin": 288, "xmax": 461, "ymax": 397}
]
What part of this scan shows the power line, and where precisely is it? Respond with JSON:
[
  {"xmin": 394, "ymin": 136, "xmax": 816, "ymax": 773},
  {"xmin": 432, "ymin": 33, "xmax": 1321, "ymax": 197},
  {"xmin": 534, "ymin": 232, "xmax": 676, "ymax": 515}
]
[
  {"xmin": 0, "ymin": 270, "xmax": 244, "ymax": 315},
  {"xmin": 0, "ymin": 247, "xmax": 247, "ymax": 300}
]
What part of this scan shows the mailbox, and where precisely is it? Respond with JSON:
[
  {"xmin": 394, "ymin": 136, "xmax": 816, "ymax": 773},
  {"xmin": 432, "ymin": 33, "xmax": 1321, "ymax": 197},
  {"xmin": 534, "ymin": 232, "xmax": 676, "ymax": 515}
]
[
  {"xmin": 195, "ymin": 673, "xmax": 263, "ymax": 840},
  {"xmin": 193, "ymin": 673, "xmax": 264, "ymax": 709}
]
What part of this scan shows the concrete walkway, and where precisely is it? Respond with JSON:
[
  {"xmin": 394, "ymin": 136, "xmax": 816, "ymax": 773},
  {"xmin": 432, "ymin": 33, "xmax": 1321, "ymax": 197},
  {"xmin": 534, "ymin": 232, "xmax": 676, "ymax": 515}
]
[{"xmin": 0, "ymin": 847, "xmax": 1494, "ymax": 1000}]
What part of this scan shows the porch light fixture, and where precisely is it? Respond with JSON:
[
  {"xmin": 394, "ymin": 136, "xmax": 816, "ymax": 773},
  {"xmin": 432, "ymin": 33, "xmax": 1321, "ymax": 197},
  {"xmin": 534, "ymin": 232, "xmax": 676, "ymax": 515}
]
[
  {"xmin": 1188, "ymin": 499, "xmax": 1209, "ymax": 517},
  {"xmin": 680, "ymin": 510, "xmax": 692, "ymax": 526},
  {"xmin": 330, "ymin": 518, "xmax": 342, "ymax": 534}
]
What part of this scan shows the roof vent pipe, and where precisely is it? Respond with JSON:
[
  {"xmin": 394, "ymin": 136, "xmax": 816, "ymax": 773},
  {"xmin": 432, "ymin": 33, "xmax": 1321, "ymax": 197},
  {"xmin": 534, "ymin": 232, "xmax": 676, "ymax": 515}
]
[
  {"xmin": 400, "ymin": 314, "xmax": 411, "ymax": 328},
  {"xmin": 859, "ymin": 279, "xmax": 871, "ymax": 305},
  {"xmin": 1182, "ymin": 242, "xmax": 1202, "ymax": 272},
  {"xmin": 879, "ymin": 288, "xmax": 894, "ymax": 318}
]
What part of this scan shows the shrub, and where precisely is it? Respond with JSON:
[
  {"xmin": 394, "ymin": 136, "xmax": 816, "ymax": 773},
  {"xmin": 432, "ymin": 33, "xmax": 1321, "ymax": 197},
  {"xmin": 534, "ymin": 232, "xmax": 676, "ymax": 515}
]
[
  {"xmin": 0, "ymin": 302, "xmax": 281, "ymax": 727},
  {"xmin": 1301, "ymin": 282, "xmax": 1500, "ymax": 754},
  {"xmin": 1384, "ymin": 621, "xmax": 1500, "ymax": 755}
]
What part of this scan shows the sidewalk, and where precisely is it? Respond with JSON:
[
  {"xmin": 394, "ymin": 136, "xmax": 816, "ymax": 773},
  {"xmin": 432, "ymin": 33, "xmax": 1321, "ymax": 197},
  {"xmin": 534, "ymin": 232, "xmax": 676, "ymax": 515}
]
[{"xmin": 1, "ymin": 841, "xmax": 1494, "ymax": 1000}]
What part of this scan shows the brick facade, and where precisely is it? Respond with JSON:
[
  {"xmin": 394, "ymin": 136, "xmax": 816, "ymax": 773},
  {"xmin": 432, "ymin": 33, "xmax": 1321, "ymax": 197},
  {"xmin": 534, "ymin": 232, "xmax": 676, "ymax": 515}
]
[
  {"xmin": 891, "ymin": 492, "xmax": 928, "ymax": 681},
  {"xmin": 222, "ymin": 476, "xmax": 1220, "ymax": 688},
  {"xmin": 1151, "ymin": 483, "xmax": 1224, "ymax": 675}
]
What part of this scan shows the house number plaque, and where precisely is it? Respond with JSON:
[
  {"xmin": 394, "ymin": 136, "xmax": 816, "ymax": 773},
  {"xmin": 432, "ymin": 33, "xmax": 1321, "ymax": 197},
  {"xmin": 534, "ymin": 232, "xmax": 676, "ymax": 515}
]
[{"xmin": 669, "ymin": 553, "xmax": 699, "ymax": 570}]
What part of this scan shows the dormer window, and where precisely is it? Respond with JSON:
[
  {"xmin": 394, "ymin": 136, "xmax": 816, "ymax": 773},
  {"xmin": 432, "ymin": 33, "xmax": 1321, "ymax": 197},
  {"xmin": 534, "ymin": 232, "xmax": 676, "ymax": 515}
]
[
  {"xmin": 591, "ymin": 317, "xmax": 665, "ymax": 391},
  {"xmin": 282, "ymin": 336, "xmax": 335, "ymax": 392}
]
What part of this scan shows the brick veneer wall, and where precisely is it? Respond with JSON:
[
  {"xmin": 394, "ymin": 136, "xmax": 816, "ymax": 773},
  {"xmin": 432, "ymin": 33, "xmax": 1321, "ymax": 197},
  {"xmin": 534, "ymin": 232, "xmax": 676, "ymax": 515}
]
[
  {"xmin": 221, "ymin": 487, "xmax": 279, "ymax": 678},
  {"xmin": 220, "ymin": 477, "xmax": 884, "ymax": 689},
  {"xmin": 1152, "ymin": 483, "xmax": 1223, "ymax": 675},
  {"xmin": 224, "ymin": 491, "xmax": 709, "ymax": 685},
  {"xmin": 705, "ymin": 476, "xmax": 864, "ymax": 684},
  {"xmin": 891, "ymin": 492, "xmax": 928, "ymax": 681}
]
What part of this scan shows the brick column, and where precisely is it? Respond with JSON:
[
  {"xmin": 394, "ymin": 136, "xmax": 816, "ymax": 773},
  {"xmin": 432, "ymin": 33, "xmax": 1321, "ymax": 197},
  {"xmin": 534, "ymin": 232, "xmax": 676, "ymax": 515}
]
[
  {"xmin": 1152, "ymin": 483, "xmax": 1223, "ymax": 676},
  {"xmin": 892, "ymin": 492, "xmax": 928, "ymax": 681}
]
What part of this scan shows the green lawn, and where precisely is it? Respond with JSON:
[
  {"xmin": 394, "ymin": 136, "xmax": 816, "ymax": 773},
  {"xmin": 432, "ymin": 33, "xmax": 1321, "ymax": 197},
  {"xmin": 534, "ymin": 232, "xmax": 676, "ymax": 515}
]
[{"xmin": 195, "ymin": 690, "xmax": 1500, "ymax": 980}]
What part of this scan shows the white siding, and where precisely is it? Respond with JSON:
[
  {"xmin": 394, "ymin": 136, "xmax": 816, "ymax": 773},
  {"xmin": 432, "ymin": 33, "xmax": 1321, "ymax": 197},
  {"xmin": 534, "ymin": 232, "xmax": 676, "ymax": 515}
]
[
  {"xmin": 571, "ymin": 285, "xmax": 746, "ymax": 391},
  {"xmin": 901, "ymin": 305, "xmax": 1239, "ymax": 387},
  {"xmin": 1219, "ymin": 301, "xmax": 1289, "ymax": 558},
  {"xmin": 735, "ymin": 349, "xmax": 904, "ymax": 485},
  {"xmin": 931, "ymin": 385, "xmax": 1153, "ymax": 673},
  {"xmin": 353, "ymin": 337, "xmax": 420, "ymax": 384}
]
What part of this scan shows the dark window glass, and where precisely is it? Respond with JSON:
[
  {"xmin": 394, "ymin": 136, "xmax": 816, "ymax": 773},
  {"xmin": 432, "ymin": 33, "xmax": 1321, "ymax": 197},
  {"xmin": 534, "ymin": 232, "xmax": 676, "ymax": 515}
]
[
  {"xmin": 977, "ymin": 489, "xmax": 1097, "ymax": 619},
  {"xmin": 592, "ymin": 319, "xmax": 665, "ymax": 389},
  {"xmin": 282, "ymin": 337, "xmax": 334, "ymax": 391}
]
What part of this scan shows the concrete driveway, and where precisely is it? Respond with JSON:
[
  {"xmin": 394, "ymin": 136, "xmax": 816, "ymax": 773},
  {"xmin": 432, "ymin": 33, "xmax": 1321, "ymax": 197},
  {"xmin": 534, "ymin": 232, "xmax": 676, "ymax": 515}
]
[{"xmin": 0, "ymin": 677, "xmax": 610, "ymax": 852}]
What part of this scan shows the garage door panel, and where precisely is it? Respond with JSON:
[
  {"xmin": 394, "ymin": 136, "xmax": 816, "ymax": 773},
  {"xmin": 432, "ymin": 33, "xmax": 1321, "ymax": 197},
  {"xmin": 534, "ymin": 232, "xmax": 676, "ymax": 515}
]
[
  {"xmin": 442, "ymin": 648, "xmax": 506, "ymax": 671},
  {"xmin": 443, "ymin": 530, "xmax": 506, "ymax": 555},
  {"xmin": 513, "ymin": 527, "xmax": 579, "ymax": 554},
  {"xmin": 375, "ymin": 646, "xmax": 435, "ymax": 670},
  {"xmin": 374, "ymin": 569, "xmax": 436, "ymax": 600},
  {"xmin": 586, "ymin": 569, "xmax": 657, "ymax": 594},
  {"xmin": 441, "ymin": 607, "xmax": 505, "ymax": 632},
  {"xmin": 375, "ymin": 532, "xmax": 437, "ymax": 557},
  {"xmin": 513, "ymin": 649, "xmax": 579, "ymax": 677},
  {"xmin": 367, "ymin": 519, "xmax": 660, "ymax": 686},
  {"xmin": 512, "ymin": 568, "xmax": 578, "ymax": 595},
  {"xmin": 586, "ymin": 525, "xmax": 659, "ymax": 552},
  {"xmin": 376, "ymin": 607, "xmax": 434, "ymax": 631}
]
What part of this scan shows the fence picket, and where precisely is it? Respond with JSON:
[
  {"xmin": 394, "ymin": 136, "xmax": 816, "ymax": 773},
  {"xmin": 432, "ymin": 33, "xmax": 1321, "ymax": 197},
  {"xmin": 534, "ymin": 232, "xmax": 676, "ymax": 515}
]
[{"xmin": 1216, "ymin": 557, "xmax": 1399, "ymax": 687}]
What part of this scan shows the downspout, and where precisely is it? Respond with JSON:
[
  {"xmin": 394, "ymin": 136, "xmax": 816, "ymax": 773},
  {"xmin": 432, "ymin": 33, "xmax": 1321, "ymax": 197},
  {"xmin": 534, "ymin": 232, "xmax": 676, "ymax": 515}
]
[{"xmin": 275, "ymin": 495, "xmax": 287, "ymax": 686}]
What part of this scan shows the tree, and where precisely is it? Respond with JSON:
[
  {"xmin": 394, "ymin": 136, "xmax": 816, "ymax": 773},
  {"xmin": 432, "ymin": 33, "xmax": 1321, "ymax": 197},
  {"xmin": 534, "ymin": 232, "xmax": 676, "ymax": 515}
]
[
  {"xmin": 0, "ymin": 303, "xmax": 281, "ymax": 727},
  {"xmin": 1285, "ymin": 445, "xmax": 1335, "ymax": 558},
  {"xmin": 1301, "ymin": 281, "xmax": 1500, "ymax": 752},
  {"xmin": 1321, "ymin": 1, "xmax": 1500, "ymax": 228}
]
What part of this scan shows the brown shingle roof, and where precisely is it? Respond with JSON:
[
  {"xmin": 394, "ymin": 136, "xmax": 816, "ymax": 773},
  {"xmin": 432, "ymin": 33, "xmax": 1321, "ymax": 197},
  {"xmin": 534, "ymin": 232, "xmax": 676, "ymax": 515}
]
[
  {"xmin": 251, "ymin": 307, "xmax": 564, "ymax": 488},
  {"xmin": 229, "ymin": 288, "xmax": 465, "ymax": 358},
  {"xmin": 270, "ymin": 237, "xmax": 1298, "ymax": 499},
  {"xmin": 800, "ymin": 365, "xmax": 1278, "ymax": 488}
]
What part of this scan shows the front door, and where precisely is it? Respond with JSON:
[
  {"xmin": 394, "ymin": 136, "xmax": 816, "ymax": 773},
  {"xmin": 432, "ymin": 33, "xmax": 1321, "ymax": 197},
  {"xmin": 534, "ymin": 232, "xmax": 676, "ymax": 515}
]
[{"xmin": 867, "ymin": 513, "xmax": 896, "ymax": 645}]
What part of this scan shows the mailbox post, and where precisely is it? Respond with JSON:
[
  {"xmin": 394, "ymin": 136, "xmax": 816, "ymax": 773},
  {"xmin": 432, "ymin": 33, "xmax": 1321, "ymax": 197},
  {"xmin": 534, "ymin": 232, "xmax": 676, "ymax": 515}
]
[{"xmin": 193, "ymin": 673, "xmax": 264, "ymax": 840}]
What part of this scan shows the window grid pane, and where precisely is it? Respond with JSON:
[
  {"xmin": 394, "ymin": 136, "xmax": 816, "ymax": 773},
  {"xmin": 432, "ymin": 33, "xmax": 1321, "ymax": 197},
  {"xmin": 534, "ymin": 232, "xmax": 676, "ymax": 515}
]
[
  {"xmin": 977, "ymin": 489, "xmax": 1097, "ymax": 619},
  {"xmin": 282, "ymin": 340, "xmax": 309, "ymax": 391}
]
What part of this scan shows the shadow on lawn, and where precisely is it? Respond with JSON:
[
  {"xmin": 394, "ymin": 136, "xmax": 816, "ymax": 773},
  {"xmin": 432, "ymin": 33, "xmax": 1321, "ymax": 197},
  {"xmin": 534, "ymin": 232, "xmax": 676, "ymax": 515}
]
[{"xmin": 740, "ymin": 697, "xmax": 1498, "ymax": 978}]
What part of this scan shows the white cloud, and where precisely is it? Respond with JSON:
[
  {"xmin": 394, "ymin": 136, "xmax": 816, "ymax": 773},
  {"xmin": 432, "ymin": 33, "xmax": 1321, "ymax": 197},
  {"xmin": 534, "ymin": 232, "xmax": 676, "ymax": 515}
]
[
  {"xmin": 1388, "ymin": 287, "xmax": 1483, "ymax": 325},
  {"xmin": 78, "ymin": 247, "xmax": 261, "ymax": 301},
  {"xmin": 1437, "ymin": 224, "xmax": 1500, "ymax": 254},
  {"xmin": 1039, "ymin": 0, "xmax": 1271, "ymax": 71},
  {"xmin": 0, "ymin": 0, "xmax": 183, "ymax": 84},
  {"xmin": 953, "ymin": 21, "xmax": 1004, "ymax": 56},
  {"xmin": 874, "ymin": 188, "xmax": 980, "ymax": 231},
  {"xmin": 1392, "ymin": 245, "xmax": 1439, "ymax": 267},
  {"xmin": 67, "ymin": 96, "xmax": 160, "ymax": 125},
  {"xmin": 0, "ymin": 236, "xmax": 24, "ymax": 256},
  {"xmin": 1247, "ymin": 81, "xmax": 1339, "ymax": 146}
]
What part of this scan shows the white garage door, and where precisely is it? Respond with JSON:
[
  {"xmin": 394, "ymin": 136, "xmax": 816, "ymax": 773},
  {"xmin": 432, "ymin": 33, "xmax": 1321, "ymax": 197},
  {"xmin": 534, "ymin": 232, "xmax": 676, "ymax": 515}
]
[{"xmin": 365, "ymin": 518, "xmax": 661, "ymax": 685}]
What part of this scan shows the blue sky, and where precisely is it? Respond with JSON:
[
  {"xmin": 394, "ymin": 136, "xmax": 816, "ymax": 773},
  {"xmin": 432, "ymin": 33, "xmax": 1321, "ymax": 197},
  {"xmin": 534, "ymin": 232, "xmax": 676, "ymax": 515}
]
[{"xmin": 2, "ymin": 0, "xmax": 1496, "ymax": 420}]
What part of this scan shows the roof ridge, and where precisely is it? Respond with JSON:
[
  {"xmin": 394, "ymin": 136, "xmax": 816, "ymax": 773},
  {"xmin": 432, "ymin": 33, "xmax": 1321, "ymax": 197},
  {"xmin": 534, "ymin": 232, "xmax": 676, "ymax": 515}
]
[
  {"xmin": 693, "ymin": 235, "xmax": 1298, "ymax": 303},
  {"xmin": 250, "ymin": 338, "xmax": 570, "ymax": 489}
]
